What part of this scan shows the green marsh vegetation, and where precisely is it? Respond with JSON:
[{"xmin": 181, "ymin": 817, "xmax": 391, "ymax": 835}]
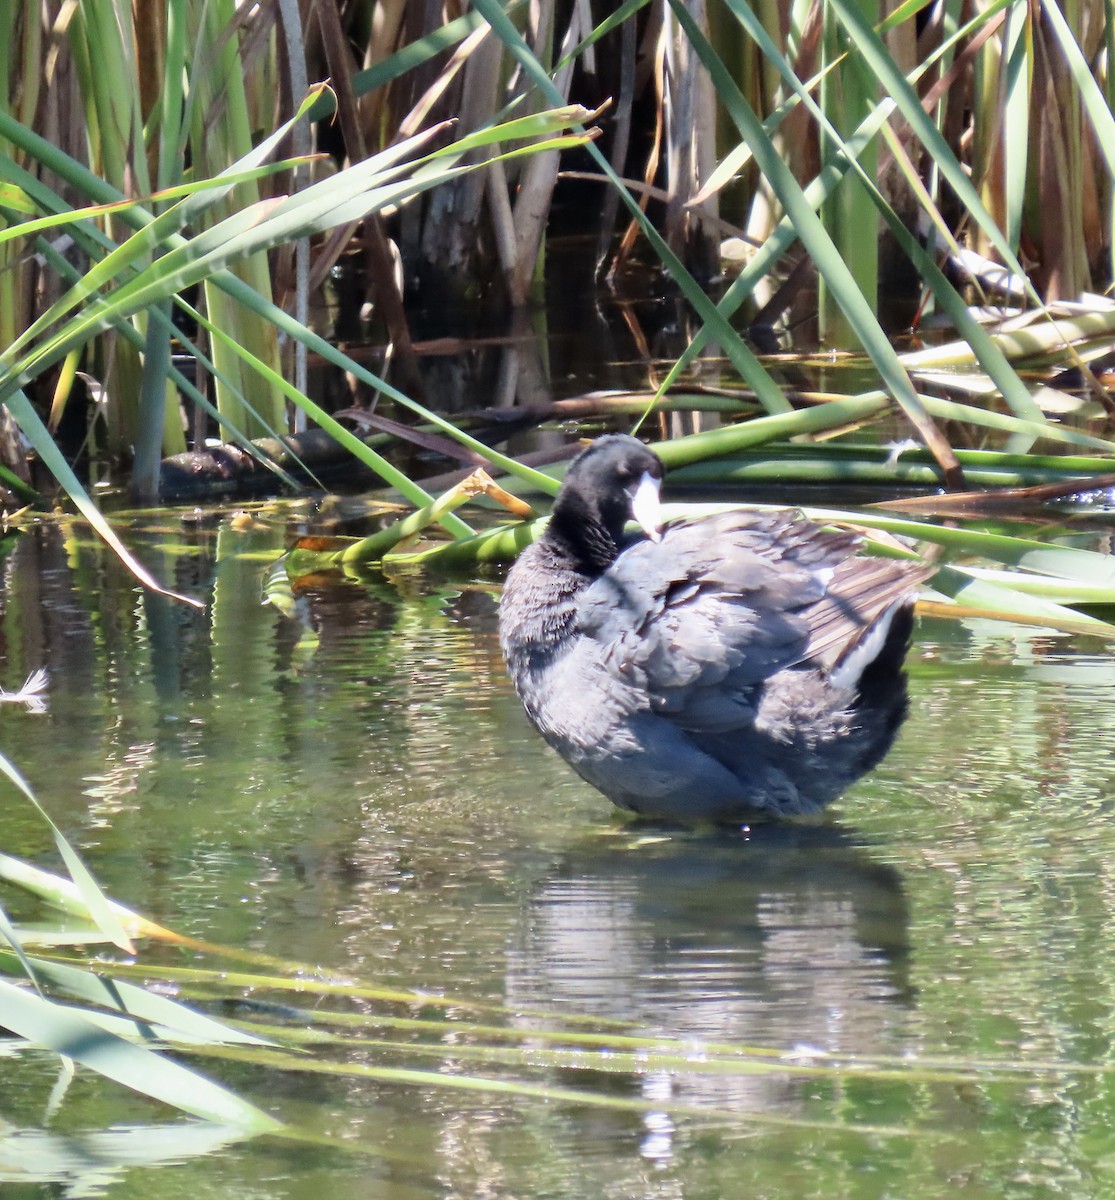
[{"xmin": 2, "ymin": 0, "xmax": 1115, "ymax": 1166}]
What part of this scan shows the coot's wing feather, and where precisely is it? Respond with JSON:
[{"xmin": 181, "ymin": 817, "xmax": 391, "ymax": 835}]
[
  {"xmin": 803, "ymin": 554, "xmax": 934, "ymax": 669},
  {"xmin": 577, "ymin": 511, "xmax": 860, "ymax": 731}
]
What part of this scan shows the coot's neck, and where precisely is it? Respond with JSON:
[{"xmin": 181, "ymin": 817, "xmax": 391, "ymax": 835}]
[{"xmin": 545, "ymin": 492, "xmax": 626, "ymax": 577}]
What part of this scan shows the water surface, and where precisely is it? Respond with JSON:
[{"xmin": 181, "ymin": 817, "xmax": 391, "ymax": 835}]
[{"xmin": 2, "ymin": 508, "xmax": 1115, "ymax": 1198}]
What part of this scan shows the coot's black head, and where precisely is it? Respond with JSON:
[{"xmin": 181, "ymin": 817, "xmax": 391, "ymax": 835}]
[{"xmin": 547, "ymin": 435, "xmax": 664, "ymax": 573}]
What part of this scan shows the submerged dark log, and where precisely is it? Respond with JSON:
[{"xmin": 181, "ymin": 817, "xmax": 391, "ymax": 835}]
[
  {"xmin": 158, "ymin": 428, "xmax": 374, "ymax": 500},
  {"xmin": 157, "ymin": 417, "xmax": 534, "ymax": 501}
]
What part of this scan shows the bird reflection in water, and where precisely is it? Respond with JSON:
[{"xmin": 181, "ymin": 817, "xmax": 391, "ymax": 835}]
[{"xmin": 503, "ymin": 822, "xmax": 910, "ymax": 1159}]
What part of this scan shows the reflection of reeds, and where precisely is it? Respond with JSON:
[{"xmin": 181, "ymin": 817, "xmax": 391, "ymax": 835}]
[
  {"xmin": 7, "ymin": 814, "xmax": 1115, "ymax": 1149},
  {"xmin": 0, "ymin": 836, "xmax": 1088, "ymax": 1138},
  {"xmin": 0, "ymin": 737, "xmax": 277, "ymax": 1130}
]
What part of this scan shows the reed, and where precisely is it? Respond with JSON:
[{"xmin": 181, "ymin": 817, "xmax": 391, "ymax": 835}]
[{"xmin": 2, "ymin": 1, "xmax": 1115, "ymax": 531}]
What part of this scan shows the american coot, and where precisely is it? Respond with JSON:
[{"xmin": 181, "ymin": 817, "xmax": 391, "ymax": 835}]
[{"xmin": 498, "ymin": 435, "xmax": 932, "ymax": 823}]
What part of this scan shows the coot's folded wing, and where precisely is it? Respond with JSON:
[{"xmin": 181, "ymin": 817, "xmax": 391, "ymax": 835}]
[
  {"xmin": 576, "ymin": 511, "xmax": 856, "ymax": 731},
  {"xmin": 802, "ymin": 554, "xmax": 933, "ymax": 672}
]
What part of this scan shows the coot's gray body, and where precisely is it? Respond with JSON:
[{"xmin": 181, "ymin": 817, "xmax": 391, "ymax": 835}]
[{"xmin": 498, "ymin": 435, "xmax": 931, "ymax": 823}]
